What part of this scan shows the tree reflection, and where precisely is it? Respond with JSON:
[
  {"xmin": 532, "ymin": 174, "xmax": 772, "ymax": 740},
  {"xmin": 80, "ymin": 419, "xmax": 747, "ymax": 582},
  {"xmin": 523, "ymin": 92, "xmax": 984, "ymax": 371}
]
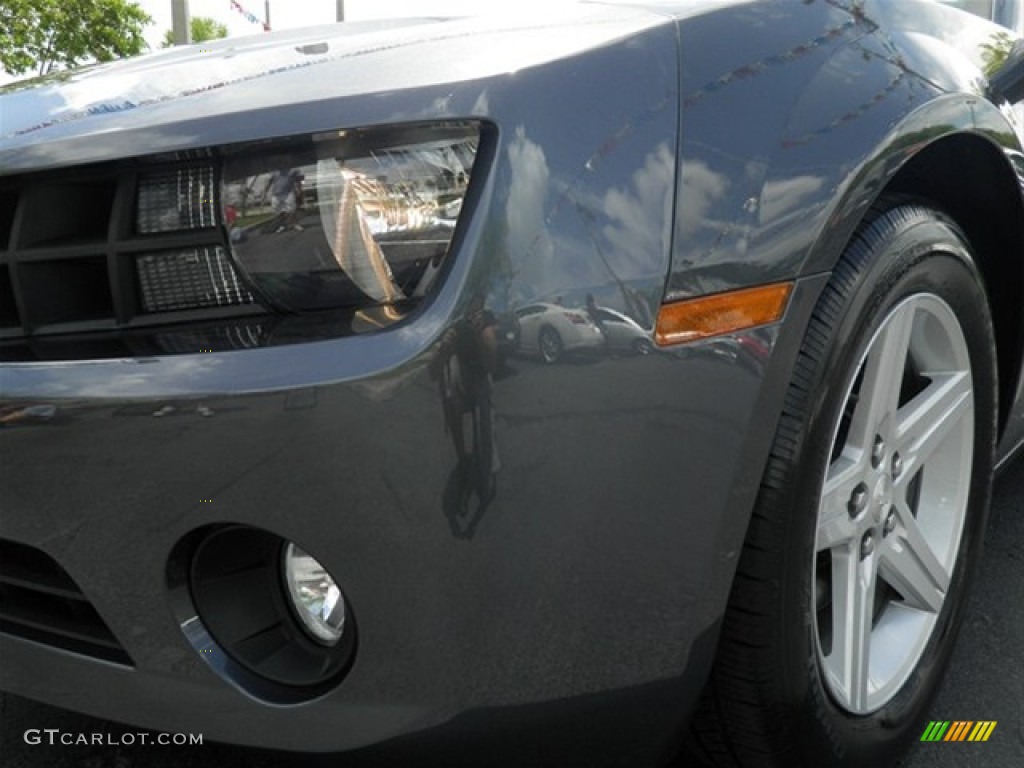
[{"xmin": 981, "ymin": 30, "xmax": 1016, "ymax": 77}]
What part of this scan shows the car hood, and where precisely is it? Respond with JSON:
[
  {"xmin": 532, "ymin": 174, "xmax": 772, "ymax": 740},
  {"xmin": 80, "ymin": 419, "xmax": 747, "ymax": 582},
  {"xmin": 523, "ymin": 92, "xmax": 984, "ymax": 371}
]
[{"xmin": 0, "ymin": 4, "xmax": 671, "ymax": 173}]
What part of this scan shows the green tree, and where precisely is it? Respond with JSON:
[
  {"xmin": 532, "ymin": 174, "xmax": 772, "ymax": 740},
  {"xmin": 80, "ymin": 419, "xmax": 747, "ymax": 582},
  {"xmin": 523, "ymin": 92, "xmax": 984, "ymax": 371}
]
[
  {"xmin": 0, "ymin": 0, "xmax": 151, "ymax": 77},
  {"xmin": 161, "ymin": 16, "xmax": 229, "ymax": 49}
]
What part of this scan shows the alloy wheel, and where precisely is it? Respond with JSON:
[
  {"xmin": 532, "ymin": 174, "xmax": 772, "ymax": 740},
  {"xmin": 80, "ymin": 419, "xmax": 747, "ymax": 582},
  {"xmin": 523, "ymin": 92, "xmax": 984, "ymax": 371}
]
[{"xmin": 813, "ymin": 293, "xmax": 974, "ymax": 714}]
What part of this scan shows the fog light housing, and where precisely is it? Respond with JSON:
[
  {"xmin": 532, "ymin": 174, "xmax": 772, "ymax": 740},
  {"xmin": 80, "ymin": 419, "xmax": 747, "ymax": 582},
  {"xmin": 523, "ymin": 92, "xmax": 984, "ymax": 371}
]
[
  {"xmin": 169, "ymin": 524, "xmax": 357, "ymax": 701},
  {"xmin": 282, "ymin": 542, "xmax": 345, "ymax": 645}
]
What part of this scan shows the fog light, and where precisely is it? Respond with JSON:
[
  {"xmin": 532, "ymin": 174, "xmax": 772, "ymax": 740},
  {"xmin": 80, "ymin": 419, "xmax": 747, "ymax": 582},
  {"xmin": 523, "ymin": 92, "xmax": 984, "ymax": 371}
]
[
  {"xmin": 176, "ymin": 525, "xmax": 357, "ymax": 698},
  {"xmin": 282, "ymin": 543, "xmax": 345, "ymax": 645}
]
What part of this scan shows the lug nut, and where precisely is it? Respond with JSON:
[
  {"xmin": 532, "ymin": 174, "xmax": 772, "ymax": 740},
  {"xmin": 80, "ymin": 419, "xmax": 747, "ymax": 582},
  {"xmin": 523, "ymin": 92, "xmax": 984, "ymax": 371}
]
[
  {"xmin": 848, "ymin": 483, "xmax": 869, "ymax": 518},
  {"xmin": 861, "ymin": 531, "xmax": 875, "ymax": 559},
  {"xmin": 891, "ymin": 452, "xmax": 903, "ymax": 481},
  {"xmin": 884, "ymin": 509, "xmax": 897, "ymax": 536},
  {"xmin": 872, "ymin": 435, "xmax": 885, "ymax": 468}
]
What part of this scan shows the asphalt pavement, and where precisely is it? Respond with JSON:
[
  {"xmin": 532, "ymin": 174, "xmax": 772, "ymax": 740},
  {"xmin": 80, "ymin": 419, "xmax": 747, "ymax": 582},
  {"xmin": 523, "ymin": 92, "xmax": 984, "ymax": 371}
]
[
  {"xmin": 1, "ymin": 415, "xmax": 1021, "ymax": 768},
  {"xmin": 897, "ymin": 454, "xmax": 1024, "ymax": 768}
]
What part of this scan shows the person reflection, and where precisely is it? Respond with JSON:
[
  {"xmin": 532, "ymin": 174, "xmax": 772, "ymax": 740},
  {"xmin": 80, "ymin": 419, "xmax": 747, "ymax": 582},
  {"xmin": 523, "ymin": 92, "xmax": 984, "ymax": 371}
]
[
  {"xmin": 261, "ymin": 167, "xmax": 305, "ymax": 233},
  {"xmin": 434, "ymin": 297, "xmax": 501, "ymax": 539},
  {"xmin": 585, "ymin": 292, "xmax": 610, "ymax": 353}
]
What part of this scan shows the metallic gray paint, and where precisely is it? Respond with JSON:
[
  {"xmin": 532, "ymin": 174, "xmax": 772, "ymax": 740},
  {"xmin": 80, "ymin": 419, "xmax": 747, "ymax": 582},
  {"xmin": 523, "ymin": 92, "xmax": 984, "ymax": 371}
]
[{"xmin": 1, "ymin": 0, "xmax": 1023, "ymax": 761}]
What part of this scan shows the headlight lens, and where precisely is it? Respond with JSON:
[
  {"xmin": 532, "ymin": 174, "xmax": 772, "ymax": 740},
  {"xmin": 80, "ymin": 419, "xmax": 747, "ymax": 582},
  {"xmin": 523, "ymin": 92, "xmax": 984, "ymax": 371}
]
[
  {"xmin": 222, "ymin": 123, "xmax": 481, "ymax": 312},
  {"xmin": 281, "ymin": 543, "xmax": 346, "ymax": 646}
]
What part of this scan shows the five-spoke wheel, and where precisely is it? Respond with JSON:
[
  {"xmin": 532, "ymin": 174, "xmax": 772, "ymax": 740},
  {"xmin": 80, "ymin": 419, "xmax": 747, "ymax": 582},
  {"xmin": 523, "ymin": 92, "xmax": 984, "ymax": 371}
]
[{"xmin": 814, "ymin": 294, "xmax": 974, "ymax": 714}]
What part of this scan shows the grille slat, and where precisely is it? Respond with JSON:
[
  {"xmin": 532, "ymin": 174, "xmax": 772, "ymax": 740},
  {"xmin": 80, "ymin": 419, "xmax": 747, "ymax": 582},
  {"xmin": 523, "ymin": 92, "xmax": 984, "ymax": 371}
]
[
  {"xmin": 0, "ymin": 539, "xmax": 133, "ymax": 665},
  {"xmin": 7, "ymin": 230, "xmax": 230, "ymax": 261},
  {"xmin": 0, "ymin": 569, "xmax": 87, "ymax": 601},
  {"xmin": 0, "ymin": 187, "xmax": 19, "ymax": 250},
  {"xmin": 0, "ymin": 265, "xmax": 17, "ymax": 328},
  {"xmin": 0, "ymin": 588, "xmax": 127, "ymax": 651}
]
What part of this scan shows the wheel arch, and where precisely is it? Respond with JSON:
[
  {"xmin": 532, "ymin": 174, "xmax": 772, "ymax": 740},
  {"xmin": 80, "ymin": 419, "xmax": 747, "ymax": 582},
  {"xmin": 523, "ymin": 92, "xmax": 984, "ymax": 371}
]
[
  {"xmin": 805, "ymin": 96, "xmax": 1024, "ymax": 437},
  {"xmin": 883, "ymin": 131, "xmax": 1024, "ymax": 434}
]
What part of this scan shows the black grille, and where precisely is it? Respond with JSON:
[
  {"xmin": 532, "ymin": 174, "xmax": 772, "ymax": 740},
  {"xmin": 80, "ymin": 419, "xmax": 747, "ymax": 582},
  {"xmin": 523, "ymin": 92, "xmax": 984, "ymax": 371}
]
[
  {"xmin": 0, "ymin": 539, "xmax": 133, "ymax": 665},
  {"xmin": 0, "ymin": 320, "xmax": 268, "ymax": 362},
  {"xmin": 0, "ymin": 160, "xmax": 259, "ymax": 349},
  {"xmin": 153, "ymin": 321, "xmax": 265, "ymax": 354}
]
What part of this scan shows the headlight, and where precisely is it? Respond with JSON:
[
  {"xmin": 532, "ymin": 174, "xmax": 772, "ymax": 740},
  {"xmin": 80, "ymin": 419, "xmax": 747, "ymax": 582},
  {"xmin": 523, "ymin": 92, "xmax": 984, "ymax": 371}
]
[
  {"xmin": 282, "ymin": 543, "xmax": 346, "ymax": 646},
  {"xmin": 222, "ymin": 122, "xmax": 482, "ymax": 312}
]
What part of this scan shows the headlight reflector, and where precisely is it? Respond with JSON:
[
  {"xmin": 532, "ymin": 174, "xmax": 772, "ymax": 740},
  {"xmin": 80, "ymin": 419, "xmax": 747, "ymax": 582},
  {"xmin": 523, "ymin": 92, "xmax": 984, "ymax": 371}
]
[{"xmin": 282, "ymin": 543, "xmax": 346, "ymax": 646}]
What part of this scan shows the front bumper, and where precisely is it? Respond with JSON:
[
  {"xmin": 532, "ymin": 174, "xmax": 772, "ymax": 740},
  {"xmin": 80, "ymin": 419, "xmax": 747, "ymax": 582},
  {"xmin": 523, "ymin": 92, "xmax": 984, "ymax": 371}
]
[{"xmin": 0, "ymin": 274, "xmax": 831, "ymax": 762}]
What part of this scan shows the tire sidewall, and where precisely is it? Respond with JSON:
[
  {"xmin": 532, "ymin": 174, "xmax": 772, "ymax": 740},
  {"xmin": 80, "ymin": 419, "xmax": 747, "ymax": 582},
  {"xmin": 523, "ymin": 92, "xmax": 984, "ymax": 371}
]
[
  {"xmin": 539, "ymin": 326, "xmax": 562, "ymax": 364},
  {"xmin": 776, "ymin": 213, "xmax": 997, "ymax": 764}
]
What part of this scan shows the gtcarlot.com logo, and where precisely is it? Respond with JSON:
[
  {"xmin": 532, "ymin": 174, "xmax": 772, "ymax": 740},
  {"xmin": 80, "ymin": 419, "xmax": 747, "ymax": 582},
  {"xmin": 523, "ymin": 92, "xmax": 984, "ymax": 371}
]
[
  {"xmin": 24, "ymin": 729, "xmax": 203, "ymax": 746},
  {"xmin": 920, "ymin": 721, "xmax": 997, "ymax": 743}
]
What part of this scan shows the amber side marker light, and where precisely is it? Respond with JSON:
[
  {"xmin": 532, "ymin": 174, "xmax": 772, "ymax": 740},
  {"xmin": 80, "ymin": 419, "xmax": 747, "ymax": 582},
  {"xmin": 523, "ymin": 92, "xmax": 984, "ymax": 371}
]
[{"xmin": 655, "ymin": 282, "xmax": 794, "ymax": 347}]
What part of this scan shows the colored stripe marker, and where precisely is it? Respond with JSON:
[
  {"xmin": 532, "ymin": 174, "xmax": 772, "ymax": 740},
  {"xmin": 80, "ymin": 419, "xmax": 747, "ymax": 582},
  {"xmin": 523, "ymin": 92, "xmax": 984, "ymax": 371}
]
[{"xmin": 920, "ymin": 720, "xmax": 996, "ymax": 742}]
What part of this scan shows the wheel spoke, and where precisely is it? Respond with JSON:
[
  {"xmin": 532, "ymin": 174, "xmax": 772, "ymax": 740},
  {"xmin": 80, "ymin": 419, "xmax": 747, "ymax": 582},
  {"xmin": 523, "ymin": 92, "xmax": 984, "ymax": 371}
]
[
  {"xmin": 817, "ymin": 453, "xmax": 862, "ymax": 551},
  {"xmin": 895, "ymin": 371, "xmax": 972, "ymax": 484},
  {"xmin": 846, "ymin": 302, "xmax": 916, "ymax": 452},
  {"xmin": 829, "ymin": 542, "xmax": 876, "ymax": 711},
  {"xmin": 877, "ymin": 503, "xmax": 950, "ymax": 613}
]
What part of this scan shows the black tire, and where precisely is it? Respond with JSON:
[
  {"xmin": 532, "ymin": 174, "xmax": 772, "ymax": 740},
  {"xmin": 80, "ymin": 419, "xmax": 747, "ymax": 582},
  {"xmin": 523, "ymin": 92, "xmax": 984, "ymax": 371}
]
[
  {"xmin": 687, "ymin": 203, "xmax": 997, "ymax": 767},
  {"xmin": 538, "ymin": 326, "xmax": 563, "ymax": 364}
]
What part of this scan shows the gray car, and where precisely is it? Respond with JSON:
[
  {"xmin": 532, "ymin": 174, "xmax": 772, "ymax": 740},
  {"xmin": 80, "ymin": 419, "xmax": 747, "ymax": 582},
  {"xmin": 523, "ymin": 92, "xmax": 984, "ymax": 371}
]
[{"xmin": 1, "ymin": 2, "xmax": 1023, "ymax": 767}]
